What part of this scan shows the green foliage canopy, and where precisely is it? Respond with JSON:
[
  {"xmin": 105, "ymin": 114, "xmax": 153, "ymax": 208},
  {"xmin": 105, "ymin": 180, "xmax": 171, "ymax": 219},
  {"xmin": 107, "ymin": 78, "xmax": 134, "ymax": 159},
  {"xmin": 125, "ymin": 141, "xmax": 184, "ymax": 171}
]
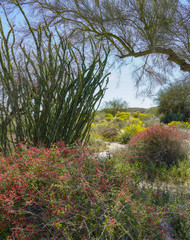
[
  {"xmin": 156, "ymin": 78, "xmax": 190, "ymax": 123},
  {"xmin": 101, "ymin": 98, "xmax": 128, "ymax": 116}
]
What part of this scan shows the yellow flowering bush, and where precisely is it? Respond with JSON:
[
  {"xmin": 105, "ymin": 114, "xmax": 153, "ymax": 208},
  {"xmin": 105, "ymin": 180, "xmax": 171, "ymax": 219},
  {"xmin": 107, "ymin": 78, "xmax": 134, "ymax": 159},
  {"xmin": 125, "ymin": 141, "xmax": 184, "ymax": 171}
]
[
  {"xmin": 105, "ymin": 113, "xmax": 114, "ymax": 121},
  {"xmin": 119, "ymin": 124, "xmax": 145, "ymax": 143},
  {"xmin": 91, "ymin": 123, "xmax": 97, "ymax": 129},
  {"xmin": 132, "ymin": 112, "xmax": 149, "ymax": 120},
  {"xmin": 126, "ymin": 117, "xmax": 143, "ymax": 126},
  {"xmin": 99, "ymin": 122, "xmax": 109, "ymax": 126},
  {"xmin": 115, "ymin": 112, "xmax": 130, "ymax": 121},
  {"xmin": 168, "ymin": 121, "xmax": 190, "ymax": 129}
]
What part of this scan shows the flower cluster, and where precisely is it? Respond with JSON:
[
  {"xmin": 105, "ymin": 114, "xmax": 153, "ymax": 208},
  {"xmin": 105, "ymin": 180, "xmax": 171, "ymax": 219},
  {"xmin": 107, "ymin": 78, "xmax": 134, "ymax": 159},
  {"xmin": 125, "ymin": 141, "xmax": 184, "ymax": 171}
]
[{"xmin": 168, "ymin": 121, "xmax": 190, "ymax": 129}]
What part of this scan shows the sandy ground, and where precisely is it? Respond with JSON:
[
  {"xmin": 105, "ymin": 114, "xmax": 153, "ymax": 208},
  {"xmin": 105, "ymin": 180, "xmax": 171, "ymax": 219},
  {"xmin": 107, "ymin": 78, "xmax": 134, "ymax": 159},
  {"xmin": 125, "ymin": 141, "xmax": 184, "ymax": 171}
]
[
  {"xmin": 105, "ymin": 142, "xmax": 127, "ymax": 152},
  {"xmin": 94, "ymin": 142, "xmax": 127, "ymax": 160}
]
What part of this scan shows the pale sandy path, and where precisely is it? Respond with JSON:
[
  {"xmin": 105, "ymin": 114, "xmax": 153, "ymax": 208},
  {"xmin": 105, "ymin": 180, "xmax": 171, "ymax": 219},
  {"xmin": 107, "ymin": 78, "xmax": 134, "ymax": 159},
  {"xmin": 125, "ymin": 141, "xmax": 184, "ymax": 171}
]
[{"xmin": 105, "ymin": 142, "xmax": 127, "ymax": 151}]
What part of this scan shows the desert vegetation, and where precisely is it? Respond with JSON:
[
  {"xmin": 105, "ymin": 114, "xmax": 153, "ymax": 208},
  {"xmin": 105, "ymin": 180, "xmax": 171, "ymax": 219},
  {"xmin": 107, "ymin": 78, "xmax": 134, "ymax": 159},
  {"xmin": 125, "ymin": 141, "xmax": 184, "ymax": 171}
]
[
  {"xmin": 0, "ymin": 1, "xmax": 190, "ymax": 239},
  {"xmin": 89, "ymin": 110, "xmax": 160, "ymax": 145},
  {"xmin": 0, "ymin": 123, "xmax": 190, "ymax": 239}
]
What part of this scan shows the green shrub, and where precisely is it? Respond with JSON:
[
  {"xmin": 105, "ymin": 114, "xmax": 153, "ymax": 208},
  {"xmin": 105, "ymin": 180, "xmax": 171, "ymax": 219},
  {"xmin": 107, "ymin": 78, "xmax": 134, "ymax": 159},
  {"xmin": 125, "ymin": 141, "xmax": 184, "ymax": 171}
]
[
  {"xmin": 171, "ymin": 206, "xmax": 190, "ymax": 240},
  {"xmin": 143, "ymin": 115, "xmax": 160, "ymax": 127},
  {"xmin": 119, "ymin": 124, "xmax": 145, "ymax": 143},
  {"xmin": 127, "ymin": 124, "xmax": 189, "ymax": 178},
  {"xmin": 161, "ymin": 113, "xmax": 185, "ymax": 124},
  {"xmin": 88, "ymin": 136, "xmax": 107, "ymax": 152},
  {"xmin": 89, "ymin": 125, "xmax": 107, "ymax": 152},
  {"xmin": 100, "ymin": 126, "xmax": 118, "ymax": 141},
  {"xmin": 97, "ymin": 124, "xmax": 118, "ymax": 141},
  {"xmin": 91, "ymin": 123, "xmax": 97, "ymax": 129},
  {"xmin": 94, "ymin": 111, "xmax": 106, "ymax": 123},
  {"xmin": 156, "ymin": 159, "xmax": 190, "ymax": 184}
]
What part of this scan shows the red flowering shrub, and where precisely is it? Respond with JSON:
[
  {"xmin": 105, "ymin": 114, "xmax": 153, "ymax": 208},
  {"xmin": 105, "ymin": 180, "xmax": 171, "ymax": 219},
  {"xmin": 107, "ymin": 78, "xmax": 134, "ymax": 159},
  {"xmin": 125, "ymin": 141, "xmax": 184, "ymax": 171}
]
[
  {"xmin": 0, "ymin": 142, "xmax": 188, "ymax": 239},
  {"xmin": 127, "ymin": 124, "xmax": 189, "ymax": 176}
]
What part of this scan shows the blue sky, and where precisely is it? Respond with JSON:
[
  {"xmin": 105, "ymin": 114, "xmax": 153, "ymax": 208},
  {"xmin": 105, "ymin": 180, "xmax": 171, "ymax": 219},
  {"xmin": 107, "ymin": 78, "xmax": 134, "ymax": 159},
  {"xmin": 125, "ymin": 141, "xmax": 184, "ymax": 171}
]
[{"xmin": 101, "ymin": 64, "xmax": 161, "ymax": 109}]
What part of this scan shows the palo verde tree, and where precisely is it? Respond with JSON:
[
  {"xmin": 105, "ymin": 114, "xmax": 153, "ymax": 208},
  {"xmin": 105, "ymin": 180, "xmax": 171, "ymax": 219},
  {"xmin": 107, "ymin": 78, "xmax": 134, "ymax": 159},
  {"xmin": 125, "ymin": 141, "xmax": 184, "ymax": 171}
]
[
  {"xmin": 4, "ymin": 0, "xmax": 190, "ymax": 90},
  {"xmin": 101, "ymin": 98, "xmax": 128, "ymax": 115},
  {"xmin": 0, "ymin": 2, "xmax": 110, "ymax": 154},
  {"xmin": 156, "ymin": 78, "xmax": 190, "ymax": 123}
]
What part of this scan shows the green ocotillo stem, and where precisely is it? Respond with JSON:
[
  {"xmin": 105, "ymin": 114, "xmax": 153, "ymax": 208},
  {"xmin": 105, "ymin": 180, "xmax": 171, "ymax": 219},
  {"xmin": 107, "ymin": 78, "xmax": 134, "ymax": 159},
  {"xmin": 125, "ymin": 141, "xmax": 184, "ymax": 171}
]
[{"xmin": 0, "ymin": 4, "xmax": 110, "ymax": 154}]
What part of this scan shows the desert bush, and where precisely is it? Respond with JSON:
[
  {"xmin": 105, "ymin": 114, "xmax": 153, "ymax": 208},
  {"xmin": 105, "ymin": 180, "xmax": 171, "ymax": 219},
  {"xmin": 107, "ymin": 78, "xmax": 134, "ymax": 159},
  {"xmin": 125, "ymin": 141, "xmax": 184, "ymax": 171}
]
[
  {"xmin": 156, "ymin": 159, "xmax": 190, "ymax": 184},
  {"xmin": 143, "ymin": 115, "xmax": 160, "ymax": 127},
  {"xmin": 161, "ymin": 113, "xmax": 186, "ymax": 124},
  {"xmin": 168, "ymin": 121, "xmax": 190, "ymax": 129},
  {"xmin": 101, "ymin": 98, "xmax": 128, "ymax": 116},
  {"xmin": 119, "ymin": 124, "xmax": 145, "ymax": 143},
  {"xmin": 88, "ymin": 138, "xmax": 107, "ymax": 152},
  {"xmin": 115, "ymin": 112, "xmax": 131, "ymax": 121},
  {"xmin": 131, "ymin": 112, "xmax": 160, "ymax": 127},
  {"xmin": 156, "ymin": 78, "xmax": 190, "ymax": 123},
  {"xmin": 170, "ymin": 205, "xmax": 190, "ymax": 240},
  {"xmin": 132, "ymin": 112, "xmax": 150, "ymax": 121},
  {"xmin": 1, "ymin": 143, "xmax": 190, "ymax": 239},
  {"xmin": 89, "ymin": 128, "xmax": 107, "ymax": 152},
  {"xmin": 127, "ymin": 124, "xmax": 189, "ymax": 177},
  {"xmin": 0, "ymin": 143, "xmax": 188, "ymax": 239},
  {"xmin": 126, "ymin": 117, "xmax": 144, "ymax": 126},
  {"xmin": 105, "ymin": 113, "xmax": 114, "ymax": 121},
  {"xmin": 0, "ymin": 143, "xmax": 125, "ymax": 239},
  {"xmin": 94, "ymin": 112, "xmax": 106, "ymax": 123},
  {"xmin": 91, "ymin": 123, "xmax": 97, "ymax": 129},
  {"xmin": 97, "ymin": 124, "xmax": 119, "ymax": 141}
]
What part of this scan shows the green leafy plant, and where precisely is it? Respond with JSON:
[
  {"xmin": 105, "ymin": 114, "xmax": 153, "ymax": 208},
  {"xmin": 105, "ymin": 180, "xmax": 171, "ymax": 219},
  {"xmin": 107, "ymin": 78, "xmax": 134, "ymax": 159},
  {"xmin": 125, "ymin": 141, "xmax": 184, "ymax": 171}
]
[
  {"xmin": 97, "ymin": 124, "xmax": 119, "ymax": 141},
  {"xmin": 171, "ymin": 206, "xmax": 190, "ymax": 240},
  {"xmin": 101, "ymin": 98, "xmax": 128, "ymax": 116},
  {"xmin": 89, "ymin": 125, "xmax": 107, "ymax": 152},
  {"xmin": 156, "ymin": 159, "xmax": 190, "ymax": 184},
  {"xmin": 156, "ymin": 78, "xmax": 190, "ymax": 124},
  {"xmin": 143, "ymin": 115, "xmax": 161, "ymax": 128}
]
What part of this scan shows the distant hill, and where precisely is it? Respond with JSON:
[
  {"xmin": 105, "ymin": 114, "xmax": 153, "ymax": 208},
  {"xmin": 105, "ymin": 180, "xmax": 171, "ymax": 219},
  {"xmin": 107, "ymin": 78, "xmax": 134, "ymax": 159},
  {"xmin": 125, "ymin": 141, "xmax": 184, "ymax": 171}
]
[{"xmin": 127, "ymin": 107, "xmax": 158, "ymax": 114}]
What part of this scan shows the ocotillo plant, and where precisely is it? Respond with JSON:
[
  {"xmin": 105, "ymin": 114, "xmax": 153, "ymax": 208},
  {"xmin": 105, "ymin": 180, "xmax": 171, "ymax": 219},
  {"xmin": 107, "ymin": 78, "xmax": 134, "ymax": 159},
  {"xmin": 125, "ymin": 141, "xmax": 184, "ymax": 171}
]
[{"xmin": 0, "ymin": 3, "xmax": 110, "ymax": 154}]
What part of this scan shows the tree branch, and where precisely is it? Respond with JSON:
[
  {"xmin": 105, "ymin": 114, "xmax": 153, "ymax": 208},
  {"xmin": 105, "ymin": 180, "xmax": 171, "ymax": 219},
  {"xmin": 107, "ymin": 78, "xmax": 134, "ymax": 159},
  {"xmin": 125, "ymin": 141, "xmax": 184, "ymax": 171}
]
[{"xmin": 119, "ymin": 47, "xmax": 190, "ymax": 72}]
